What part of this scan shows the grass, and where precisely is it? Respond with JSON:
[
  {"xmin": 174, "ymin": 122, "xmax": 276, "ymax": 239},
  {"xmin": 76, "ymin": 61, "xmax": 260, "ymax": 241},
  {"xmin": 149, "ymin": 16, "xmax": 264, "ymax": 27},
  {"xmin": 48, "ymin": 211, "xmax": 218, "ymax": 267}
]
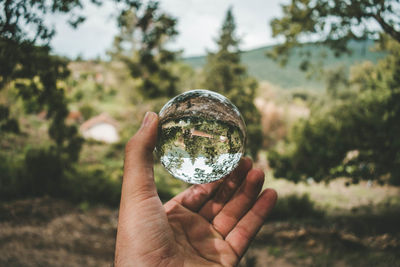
[
  {"xmin": 247, "ymin": 200, "xmax": 400, "ymax": 266},
  {"xmin": 265, "ymin": 174, "xmax": 400, "ymax": 215}
]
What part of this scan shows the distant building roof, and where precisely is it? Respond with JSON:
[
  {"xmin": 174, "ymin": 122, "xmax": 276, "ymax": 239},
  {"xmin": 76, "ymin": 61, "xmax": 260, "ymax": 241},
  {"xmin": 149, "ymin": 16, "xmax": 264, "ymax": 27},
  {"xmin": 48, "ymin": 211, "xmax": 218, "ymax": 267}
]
[
  {"xmin": 80, "ymin": 113, "xmax": 119, "ymax": 132},
  {"xmin": 80, "ymin": 113, "xmax": 120, "ymax": 143},
  {"xmin": 67, "ymin": 110, "xmax": 83, "ymax": 123}
]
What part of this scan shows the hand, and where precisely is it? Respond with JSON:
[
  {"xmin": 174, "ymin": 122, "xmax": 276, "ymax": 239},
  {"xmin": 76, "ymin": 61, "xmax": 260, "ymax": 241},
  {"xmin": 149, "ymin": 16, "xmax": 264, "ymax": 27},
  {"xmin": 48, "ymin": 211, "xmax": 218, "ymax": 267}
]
[{"xmin": 114, "ymin": 112, "xmax": 277, "ymax": 267}]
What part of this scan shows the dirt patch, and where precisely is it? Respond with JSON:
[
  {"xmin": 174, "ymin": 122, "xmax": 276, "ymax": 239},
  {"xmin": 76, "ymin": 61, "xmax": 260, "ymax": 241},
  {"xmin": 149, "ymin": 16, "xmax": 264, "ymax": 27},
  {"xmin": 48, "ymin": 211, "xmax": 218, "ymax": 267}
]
[
  {"xmin": 0, "ymin": 198, "xmax": 117, "ymax": 266},
  {"xmin": 1, "ymin": 198, "xmax": 399, "ymax": 267}
]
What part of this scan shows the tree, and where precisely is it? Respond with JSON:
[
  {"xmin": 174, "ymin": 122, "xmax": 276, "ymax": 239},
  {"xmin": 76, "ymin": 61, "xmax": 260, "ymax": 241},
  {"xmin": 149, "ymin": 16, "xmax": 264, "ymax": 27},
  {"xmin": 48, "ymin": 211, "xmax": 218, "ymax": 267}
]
[
  {"xmin": 269, "ymin": 0, "xmax": 400, "ymax": 66},
  {"xmin": 203, "ymin": 8, "xmax": 262, "ymax": 158},
  {"xmin": 0, "ymin": 0, "xmax": 101, "ymax": 161},
  {"xmin": 0, "ymin": 0, "xmax": 141, "ymax": 161},
  {"xmin": 268, "ymin": 37, "xmax": 400, "ymax": 185},
  {"xmin": 109, "ymin": 1, "xmax": 179, "ymax": 99},
  {"xmin": 267, "ymin": 0, "xmax": 400, "ymax": 185}
]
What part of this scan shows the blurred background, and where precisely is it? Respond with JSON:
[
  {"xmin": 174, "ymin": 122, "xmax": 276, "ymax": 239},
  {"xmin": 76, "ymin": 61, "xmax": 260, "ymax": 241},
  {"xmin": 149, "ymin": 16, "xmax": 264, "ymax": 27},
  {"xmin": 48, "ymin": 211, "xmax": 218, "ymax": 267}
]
[{"xmin": 1, "ymin": 0, "xmax": 399, "ymax": 266}]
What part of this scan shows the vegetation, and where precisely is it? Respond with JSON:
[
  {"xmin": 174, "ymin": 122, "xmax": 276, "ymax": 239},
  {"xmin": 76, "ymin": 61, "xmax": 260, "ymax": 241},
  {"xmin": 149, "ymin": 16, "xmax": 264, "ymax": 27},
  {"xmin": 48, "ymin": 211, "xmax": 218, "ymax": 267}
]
[
  {"xmin": 109, "ymin": 1, "xmax": 180, "ymax": 99},
  {"xmin": 270, "ymin": 39, "xmax": 400, "ymax": 185},
  {"xmin": 268, "ymin": 0, "xmax": 400, "ymax": 68},
  {"xmin": 202, "ymin": 8, "xmax": 262, "ymax": 158},
  {"xmin": 1, "ymin": 0, "xmax": 156, "ymax": 204},
  {"xmin": 268, "ymin": 0, "xmax": 400, "ymax": 185},
  {"xmin": 0, "ymin": 1, "xmax": 399, "ymax": 265},
  {"xmin": 185, "ymin": 40, "xmax": 386, "ymax": 90}
]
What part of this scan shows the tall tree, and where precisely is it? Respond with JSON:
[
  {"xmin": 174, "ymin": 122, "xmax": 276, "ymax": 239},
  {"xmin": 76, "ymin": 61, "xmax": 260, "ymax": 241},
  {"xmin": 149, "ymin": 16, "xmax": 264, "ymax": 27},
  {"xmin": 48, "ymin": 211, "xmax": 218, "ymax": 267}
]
[
  {"xmin": 267, "ymin": 1, "xmax": 400, "ymax": 185},
  {"xmin": 109, "ymin": 1, "xmax": 179, "ymax": 99},
  {"xmin": 0, "ymin": 0, "xmax": 145, "ymax": 164},
  {"xmin": 203, "ymin": 8, "xmax": 262, "ymax": 158},
  {"xmin": 269, "ymin": 0, "xmax": 400, "ymax": 66},
  {"xmin": 268, "ymin": 36, "xmax": 400, "ymax": 185},
  {"xmin": 0, "ymin": 0, "xmax": 141, "ymax": 161},
  {"xmin": 0, "ymin": 0, "xmax": 101, "ymax": 161}
]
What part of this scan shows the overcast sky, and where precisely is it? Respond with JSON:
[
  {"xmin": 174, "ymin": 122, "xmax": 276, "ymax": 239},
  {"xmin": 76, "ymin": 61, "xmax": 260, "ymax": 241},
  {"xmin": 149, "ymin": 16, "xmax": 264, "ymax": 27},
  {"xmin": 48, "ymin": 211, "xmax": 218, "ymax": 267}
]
[{"xmin": 50, "ymin": 0, "xmax": 285, "ymax": 59}]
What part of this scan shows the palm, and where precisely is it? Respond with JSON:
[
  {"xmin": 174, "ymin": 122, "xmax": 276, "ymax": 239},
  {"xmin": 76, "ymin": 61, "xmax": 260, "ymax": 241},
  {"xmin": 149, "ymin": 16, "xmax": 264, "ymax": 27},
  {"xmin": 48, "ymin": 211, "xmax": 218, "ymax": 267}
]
[
  {"xmin": 165, "ymin": 202, "xmax": 238, "ymax": 266},
  {"xmin": 115, "ymin": 114, "xmax": 277, "ymax": 267},
  {"xmin": 162, "ymin": 158, "xmax": 277, "ymax": 266}
]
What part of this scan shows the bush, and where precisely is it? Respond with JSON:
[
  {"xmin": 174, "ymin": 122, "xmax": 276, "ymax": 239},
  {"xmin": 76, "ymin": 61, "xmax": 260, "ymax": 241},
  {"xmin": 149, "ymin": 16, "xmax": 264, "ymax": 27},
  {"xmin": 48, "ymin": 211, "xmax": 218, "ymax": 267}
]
[
  {"xmin": 73, "ymin": 89, "xmax": 84, "ymax": 101},
  {"xmin": 1, "ymin": 147, "xmax": 122, "ymax": 206},
  {"xmin": 269, "ymin": 193, "xmax": 325, "ymax": 221},
  {"xmin": 0, "ymin": 154, "xmax": 24, "ymax": 200},
  {"xmin": 21, "ymin": 147, "xmax": 65, "ymax": 197},
  {"xmin": 1, "ymin": 147, "xmax": 67, "ymax": 200},
  {"xmin": 268, "ymin": 40, "xmax": 400, "ymax": 185},
  {"xmin": 79, "ymin": 104, "xmax": 96, "ymax": 120},
  {"xmin": 64, "ymin": 167, "xmax": 121, "ymax": 206}
]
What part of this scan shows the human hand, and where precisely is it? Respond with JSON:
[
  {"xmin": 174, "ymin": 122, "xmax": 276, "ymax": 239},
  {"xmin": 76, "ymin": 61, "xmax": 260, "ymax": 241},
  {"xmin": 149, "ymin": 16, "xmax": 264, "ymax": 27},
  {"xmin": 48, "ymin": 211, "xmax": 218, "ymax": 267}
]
[{"xmin": 114, "ymin": 112, "xmax": 277, "ymax": 267}]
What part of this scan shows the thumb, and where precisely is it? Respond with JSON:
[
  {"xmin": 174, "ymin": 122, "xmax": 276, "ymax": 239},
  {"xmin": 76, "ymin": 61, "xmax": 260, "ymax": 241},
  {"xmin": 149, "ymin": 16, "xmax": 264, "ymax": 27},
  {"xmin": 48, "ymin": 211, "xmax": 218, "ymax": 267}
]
[
  {"xmin": 122, "ymin": 111, "xmax": 159, "ymax": 201},
  {"xmin": 116, "ymin": 112, "xmax": 176, "ymax": 265}
]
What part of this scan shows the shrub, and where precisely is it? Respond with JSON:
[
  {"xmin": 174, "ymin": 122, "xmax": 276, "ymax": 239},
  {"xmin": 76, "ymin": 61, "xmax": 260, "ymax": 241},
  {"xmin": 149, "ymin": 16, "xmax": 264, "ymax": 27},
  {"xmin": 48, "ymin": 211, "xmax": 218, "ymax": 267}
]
[
  {"xmin": 269, "ymin": 193, "xmax": 325, "ymax": 221},
  {"xmin": 79, "ymin": 104, "xmax": 96, "ymax": 120},
  {"xmin": 1, "ymin": 147, "xmax": 122, "ymax": 206},
  {"xmin": 0, "ymin": 154, "xmax": 24, "ymax": 200},
  {"xmin": 64, "ymin": 167, "xmax": 121, "ymax": 206},
  {"xmin": 21, "ymin": 147, "xmax": 65, "ymax": 197}
]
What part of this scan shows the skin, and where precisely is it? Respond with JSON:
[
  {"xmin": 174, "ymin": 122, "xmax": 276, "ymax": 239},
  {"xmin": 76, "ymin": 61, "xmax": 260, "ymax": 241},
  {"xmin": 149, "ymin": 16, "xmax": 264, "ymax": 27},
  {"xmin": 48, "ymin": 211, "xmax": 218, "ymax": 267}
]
[{"xmin": 115, "ymin": 112, "xmax": 278, "ymax": 267}]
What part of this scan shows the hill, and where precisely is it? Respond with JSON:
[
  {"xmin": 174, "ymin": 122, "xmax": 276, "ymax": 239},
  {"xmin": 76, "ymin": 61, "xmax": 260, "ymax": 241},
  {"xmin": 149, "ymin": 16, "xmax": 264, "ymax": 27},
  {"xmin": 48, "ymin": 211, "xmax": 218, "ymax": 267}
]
[{"xmin": 183, "ymin": 40, "xmax": 386, "ymax": 90}]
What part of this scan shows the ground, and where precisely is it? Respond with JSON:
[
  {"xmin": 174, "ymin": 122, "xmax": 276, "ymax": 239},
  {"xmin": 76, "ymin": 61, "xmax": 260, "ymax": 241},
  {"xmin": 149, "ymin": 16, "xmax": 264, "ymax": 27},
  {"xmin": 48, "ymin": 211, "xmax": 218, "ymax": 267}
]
[
  {"xmin": 0, "ymin": 197, "xmax": 117, "ymax": 266},
  {"xmin": 1, "ymin": 179, "xmax": 399, "ymax": 267}
]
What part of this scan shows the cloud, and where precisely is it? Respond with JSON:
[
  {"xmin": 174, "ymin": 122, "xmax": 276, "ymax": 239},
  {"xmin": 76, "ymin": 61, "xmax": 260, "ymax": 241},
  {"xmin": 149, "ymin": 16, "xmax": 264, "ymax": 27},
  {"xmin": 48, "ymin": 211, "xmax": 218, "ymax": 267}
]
[{"xmin": 50, "ymin": 0, "xmax": 284, "ymax": 58}]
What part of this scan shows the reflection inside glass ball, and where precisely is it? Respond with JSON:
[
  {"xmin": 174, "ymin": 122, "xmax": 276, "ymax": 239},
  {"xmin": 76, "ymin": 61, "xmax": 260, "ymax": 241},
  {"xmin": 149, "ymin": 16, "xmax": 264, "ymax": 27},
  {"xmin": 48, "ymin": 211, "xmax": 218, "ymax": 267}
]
[{"xmin": 156, "ymin": 89, "xmax": 246, "ymax": 184}]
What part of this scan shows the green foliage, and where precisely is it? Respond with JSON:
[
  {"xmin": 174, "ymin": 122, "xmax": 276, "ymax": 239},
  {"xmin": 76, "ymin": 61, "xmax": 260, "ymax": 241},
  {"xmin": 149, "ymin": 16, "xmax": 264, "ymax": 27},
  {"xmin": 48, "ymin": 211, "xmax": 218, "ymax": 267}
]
[
  {"xmin": 79, "ymin": 104, "xmax": 96, "ymax": 120},
  {"xmin": 109, "ymin": 1, "xmax": 179, "ymax": 99},
  {"xmin": 325, "ymin": 66, "xmax": 349, "ymax": 98},
  {"xmin": 269, "ymin": 38, "xmax": 400, "ymax": 185},
  {"xmin": 0, "ymin": 105, "xmax": 19, "ymax": 133},
  {"xmin": 269, "ymin": 193, "xmax": 325, "ymax": 221},
  {"xmin": 0, "ymin": 40, "xmax": 84, "ymax": 162},
  {"xmin": 22, "ymin": 147, "xmax": 65, "ymax": 197},
  {"xmin": 0, "ymin": 147, "xmax": 66, "ymax": 200},
  {"xmin": 64, "ymin": 167, "xmax": 121, "ymax": 206},
  {"xmin": 172, "ymin": 62, "xmax": 200, "ymax": 92},
  {"xmin": 1, "ymin": 0, "xmax": 143, "ymax": 166},
  {"xmin": 0, "ymin": 154, "xmax": 24, "ymax": 200},
  {"xmin": 202, "ymin": 8, "xmax": 262, "ymax": 158},
  {"xmin": 0, "ymin": 146, "xmax": 121, "ymax": 206},
  {"xmin": 0, "ymin": 0, "xmax": 96, "ymax": 163},
  {"xmin": 269, "ymin": 0, "xmax": 400, "ymax": 67},
  {"xmin": 266, "ymin": 0, "xmax": 400, "ymax": 185}
]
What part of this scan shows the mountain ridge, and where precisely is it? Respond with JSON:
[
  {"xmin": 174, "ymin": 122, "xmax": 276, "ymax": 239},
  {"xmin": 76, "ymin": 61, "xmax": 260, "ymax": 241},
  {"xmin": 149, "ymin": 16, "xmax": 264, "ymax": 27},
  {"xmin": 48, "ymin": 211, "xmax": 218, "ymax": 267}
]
[{"xmin": 183, "ymin": 40, "xmax": 386, "ymax": 90}]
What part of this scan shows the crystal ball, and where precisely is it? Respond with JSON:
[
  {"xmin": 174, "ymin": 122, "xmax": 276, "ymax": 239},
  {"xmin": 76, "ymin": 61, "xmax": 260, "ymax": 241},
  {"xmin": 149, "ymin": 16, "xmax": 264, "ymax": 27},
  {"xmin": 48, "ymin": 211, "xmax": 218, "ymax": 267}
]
[{"xmin": 156, "ymin": 89, "xmax": 247, "ymax": 184}]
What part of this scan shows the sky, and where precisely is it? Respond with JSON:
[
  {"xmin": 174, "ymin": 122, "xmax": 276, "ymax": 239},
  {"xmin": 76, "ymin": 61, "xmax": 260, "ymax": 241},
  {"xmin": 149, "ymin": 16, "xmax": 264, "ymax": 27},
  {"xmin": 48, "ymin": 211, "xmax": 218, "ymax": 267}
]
[{"xmin": 50, "ymin": 0, "xmax": 285, "ymax": 59}]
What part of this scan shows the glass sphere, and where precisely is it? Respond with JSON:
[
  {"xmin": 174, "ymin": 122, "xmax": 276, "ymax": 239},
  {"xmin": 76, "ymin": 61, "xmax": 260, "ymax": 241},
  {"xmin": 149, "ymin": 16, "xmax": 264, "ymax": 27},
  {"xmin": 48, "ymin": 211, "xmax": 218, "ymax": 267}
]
[{"xmin": 156, "ymin": 89, "xmax": 246, "ymax": 184}]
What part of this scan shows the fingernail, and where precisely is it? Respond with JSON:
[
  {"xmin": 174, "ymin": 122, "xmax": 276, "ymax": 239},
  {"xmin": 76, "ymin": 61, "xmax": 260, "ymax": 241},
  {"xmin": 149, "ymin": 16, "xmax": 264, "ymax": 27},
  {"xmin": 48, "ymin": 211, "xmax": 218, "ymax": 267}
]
[{"xmin": 141, "ymin": 112, "xmax": 155, "ymax": 128}]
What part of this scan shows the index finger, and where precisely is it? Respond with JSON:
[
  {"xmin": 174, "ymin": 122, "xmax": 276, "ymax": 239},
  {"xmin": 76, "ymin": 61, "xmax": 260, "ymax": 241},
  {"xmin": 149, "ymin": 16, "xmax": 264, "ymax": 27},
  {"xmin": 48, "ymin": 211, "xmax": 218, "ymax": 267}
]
[
  {"xmin": 165, "ymin": 157, "xmax": 250, "ymax": 212},
  {"xmin": 225, "ymin": 189, "xmax": 277, "ymax": 258},
  {"xmin": 165, "ymin": 180, "xmax": 223, "ymax": 212}
]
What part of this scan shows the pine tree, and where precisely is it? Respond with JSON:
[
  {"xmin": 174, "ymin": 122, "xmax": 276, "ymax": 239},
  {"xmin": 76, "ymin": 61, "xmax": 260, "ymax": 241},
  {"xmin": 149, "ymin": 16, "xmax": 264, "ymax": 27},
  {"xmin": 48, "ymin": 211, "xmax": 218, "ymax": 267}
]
[{"xmin": 203, "ymin": 8, "xmax": 262, "ymax": 158}]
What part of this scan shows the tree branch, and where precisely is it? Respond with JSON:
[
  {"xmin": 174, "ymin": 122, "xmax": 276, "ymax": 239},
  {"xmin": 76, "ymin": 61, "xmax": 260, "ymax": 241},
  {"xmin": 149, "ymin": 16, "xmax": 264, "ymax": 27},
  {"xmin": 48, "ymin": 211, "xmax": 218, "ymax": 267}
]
[{"xmin": 374, "ymin": 11, "xmax": 400, "ymax": 43}]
